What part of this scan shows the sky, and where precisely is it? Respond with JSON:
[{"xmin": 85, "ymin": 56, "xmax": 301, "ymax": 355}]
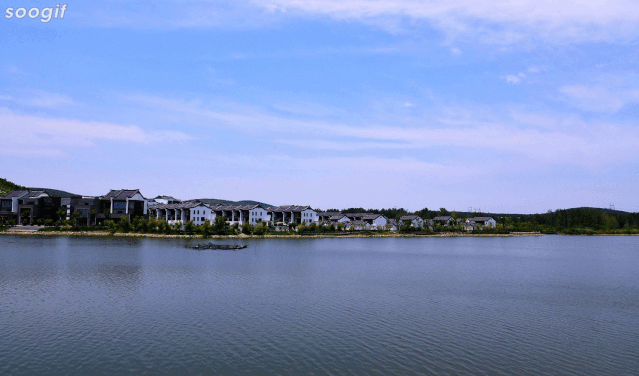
[{"xmin": 1, "ymin": 1, "xmax": 638, "ymax": 213}]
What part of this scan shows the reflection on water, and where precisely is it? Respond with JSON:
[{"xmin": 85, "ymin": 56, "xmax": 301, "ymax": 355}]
[{"xmin": 1, "ymin": 235, "xmax": 638, "ymax": 375}]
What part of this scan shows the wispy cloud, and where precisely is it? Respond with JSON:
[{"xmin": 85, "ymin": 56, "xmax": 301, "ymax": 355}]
[
  {"xmin": 53, "ymin": 1, "xmax": 639, "ymax": 44},
  {"xmin": 29, "ymin": 92, "xmax": 77, "ymax": 108},
  {"xmin": 504, "ymin": 73, "xmax": 524, "ymax": 85},
  {"xmin": 0, "ymin": 107, "xmax": 192, "ymax": 157},
  {"xmin": 253, "ymin": 0, "xmax": 639, "ymax": 43},
  {"xmin": 125, "ymin": 94, "xmax": 639, "ymax": 167},
  {"xmin": 560, "ymin": 84, "xmax": 639, "ymax": 112}
]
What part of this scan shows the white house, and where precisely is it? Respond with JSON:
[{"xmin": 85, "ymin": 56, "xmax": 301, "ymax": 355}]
[
  {"xmin": 248, "ymin": 206, "xmax": 269, "ymax": 225},
  {"xmin": 151, "ymin": 200, "xmax": 212, "ymax": 226},
  {"xmin": 399, "ymin": 215, "xmax": 424, "ymax": 228},
  {"xmin": 268, "ymin": 205, "xmax": 317, "ymax": 225},
  {"xmin": 362, "ymin": 214, "xmax": 388, "ymax": 230},
  {"xmin": 432, "ymin": 216, "xmax": 455, "ymax": 226},
  {"xmin": 468, "ymin": 217, "xmax": 497, "ymax": 229}
]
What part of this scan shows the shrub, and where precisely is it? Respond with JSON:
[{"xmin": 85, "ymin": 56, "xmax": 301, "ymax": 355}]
[{"xmin": 253, "ymin": 223, "xmax": 266, "ymax": 235}]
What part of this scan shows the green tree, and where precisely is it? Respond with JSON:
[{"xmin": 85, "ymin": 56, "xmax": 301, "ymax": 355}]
[
  {"xmin": 89, "ymin": 209, "xmax": 98, "ymax": 226},
  {"xmin": 199, "ymin": 220, "xmax": 212, "ymax": 238},
  {"xmin": 253, "ymin": 222, "xmax": 266, "ymax": 235},
  {"xmin": 184, "ymin": 220, "xmax": 196, "ymax": 235},
  {"xmin": 242, "ymin": 222, "xmax": 254, "ymax": 235},
  {"xmin": 117, "ymin": 216, "xmax": 132, "ymax": 233},
  {"xmin": 213, "ymin": 216, "xmax": 228, "ymax": 235},
  {"xmin": 104, "ymin": 220, "xmax": 117, "ymax": 233}
]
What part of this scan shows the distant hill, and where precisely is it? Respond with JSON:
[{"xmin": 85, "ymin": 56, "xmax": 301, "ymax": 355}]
[
  {"xmin": 452, "ymin": 207, "xmax": 631, "ymax": 218},
  {"xmin": 0, "ymin": 178, "xmax": 26, "ymax": 196},
  {"xmin": 237, "ymin": 200, "xmax": 272, "ymax": 207},
  {"xmin": 196, "ymin": 198, "xmax": 272, "ymax": 207},
  {"xmin": 570, "ymin": 206, "xmax": 630, "ymax": 215}
]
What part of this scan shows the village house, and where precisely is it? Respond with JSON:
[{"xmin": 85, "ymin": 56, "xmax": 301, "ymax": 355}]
[
  {"xmin": 150, "ymin": 200, "xmax": 212, "ymax": 226},
  {"xmin": 62, "ymin": 196, "xmax": 101, "ymax": 225},
  {"xmin": 0, "ymin": 190, "xmax": 29, "ymax": 222},
  {"xmin": 468, "ymin": 217, "xmax": 497, "ymax": 229},
  {"xmin": 268, "ymin": 205, "xmax": 317, "ymax": 225},
  {"xmin": 15, "ymin": 189, "xmax": 81, "ymax": 224},
  {"xmin": 97, "ymin": 189, "xmax": 149, "ymax": 221},
  {"xmin": 399, "ymin": 215, "xmax": 424, "ymax": 228},
  {"xmin": 317, "ymin": 211, "xmax": 388, "ymax": 230},
  {"xmin": 208, "ymin": 203, "xmax": 271, "ymax": 226},
  {"xmin": 385, "ymin": 219, "xmax": 399, "ymax": 232},
  {"xmin": 432, "ymin": 216, "xmax": 455, "ymax": 226}
]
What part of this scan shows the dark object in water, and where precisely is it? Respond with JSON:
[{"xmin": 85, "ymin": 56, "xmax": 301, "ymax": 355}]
[{"xmin": 188, "ymin": 243, "xmax": 247, "ymax": 250}]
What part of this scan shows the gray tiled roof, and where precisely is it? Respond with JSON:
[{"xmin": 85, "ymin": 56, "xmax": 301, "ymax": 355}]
[
  {"xmin": 362, "ymin": 214, "xmax": 384, "ymax": 220},
  {"xmin": 433, "ymin": 216, "xmax": 454, "ymax": 221},
  {"xmin": 400, "ymin": 215, "xmax": 421, "ymax": 221},
  {"xmin": 153, "ymin": 200, "xmax": 209, "ymax": 210},
  {"xmin": 103, "ymin": 189, "xmax": 145, "ymax": 200},
  {"xmin": 24, "ymin": 190, "xmax": 48, "ymax": 199},
  {"xmin": 0, "ymin": 190, "xmax": 28, "ymax": 199},
  {"xmin": 210, "ymin": 204, "xmax": 263, "ymax": 211},
  {"xmin": 471, "ymin": 217, "xmax": 494, "ymax": 222},
  {"xmin": 28, "ymin": 188, "xmax": 81, "ymax": 198},
  {"xmin": 267, "ymin": 205, "xmax": 312, "ymax": 213}
]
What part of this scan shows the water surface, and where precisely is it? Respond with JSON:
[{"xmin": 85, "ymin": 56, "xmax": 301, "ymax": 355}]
[{"xmin": 1, "ymin": 235, "xmax": 637, "ymax": 375}]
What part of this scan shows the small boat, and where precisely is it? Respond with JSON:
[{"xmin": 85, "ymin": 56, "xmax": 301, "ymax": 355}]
[{"xmin": 188, "ymin": 243, "xmax": 247, "ymax": 250}]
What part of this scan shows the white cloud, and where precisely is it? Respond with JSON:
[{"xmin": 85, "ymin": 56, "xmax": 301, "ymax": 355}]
[
  {"xmin": 559, "ymin": 84, "xmax": 639, "ymax": 112},
  {"xmin": 29, "ymin": 93, "xmax": 76, "ymax": 108},
  {"xmin": 253, "ymin": 0, "xmax": 639, "ymax": 43},
  {"xmin": 450, "ymin": 47, "xmax": 462, "ymax": 55},
  {"xmin": 505, "ymin": 74, "xmax": 522, "ymax": 84},
  {"xmin": 66, "ymin": 1, "xmax": 639, "ymax": 44},
  {"xmin": 126, "ymin": 94, "xmax": 639, "ymax": 168},
  {"xmin": 0, "ymin": 107, "xmax": 191, "ymax": 157}
]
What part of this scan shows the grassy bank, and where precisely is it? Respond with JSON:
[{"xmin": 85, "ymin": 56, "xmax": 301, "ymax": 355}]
[{"xmin": 1, "ymin": 229, "xmax": 545, "ymax": 239}]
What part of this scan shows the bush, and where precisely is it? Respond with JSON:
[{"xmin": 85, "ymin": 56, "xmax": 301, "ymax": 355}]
[
  {"xmin": 253, "ymin": 223, "xmax": 267, "ymax": 235},
  {"xmin": 241, "ymin": 223, "xmax": 253, "ymax": 235},
  {"xmin": 184, "ymin": 220, "xmax": 195, "ymax": 235},
  {"xmin": 199, "ymin": 221, "xmax": 212, "ymax": 238}
]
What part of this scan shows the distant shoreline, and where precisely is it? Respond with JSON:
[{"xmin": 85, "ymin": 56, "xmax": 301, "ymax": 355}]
[{"xmin": 3, "ymin": 230, "xmax": 546, "ymax": 239}]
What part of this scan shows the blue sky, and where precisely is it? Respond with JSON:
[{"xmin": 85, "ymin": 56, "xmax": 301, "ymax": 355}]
[{"xmin": 1, "ymin": 1, "xmax": 638, "ymax": 213}]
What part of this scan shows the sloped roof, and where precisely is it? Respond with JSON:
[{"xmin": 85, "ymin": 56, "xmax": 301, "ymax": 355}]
[
  {"xmin": 471, "ymin": 217, "xmax": 495, "ymax": 222},
  {"xmin": 154, "ymin": 195, "xmax": 178, "ymax": 200},
  {"xmin": 153, "ymin": 200, "xmax": 209, "ymax": 210},
  {"xmin": 400, "ymin": 215, "xmax": 422, "ymax": 221},
  {"xmin": 23, "ymin": 190, "xmax": 48, "ymax": 199},
  {"xmin": 267, "ymin": 205, "xmax": 312, "ymax": 212},
  {"xmin": 433, "ymin": 216, "xmax": 454, "ymax": 221},
  {"xmin": 210, "ymin": 203, "xmax": 263, "ymax": 211},
  {"xmin": 103, "ymin": 189, "xmax": 145, "ymax": 200},
  {"xmin": 362, "ymin": 214, "xmax": 385, "ymax": 220},
  {"xmin": 1, "ymin": 190, "xmax": 28, "ymax": 199},
  {"xmin": 27, "ymin": 188, "xmax": 81, "ymax": 198}
]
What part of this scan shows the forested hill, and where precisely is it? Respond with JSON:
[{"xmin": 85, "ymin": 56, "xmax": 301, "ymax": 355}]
[
  {"xmin": 328, "ymin": 206, "xmax": 638, "ymax": 233},
  {"xmin": 0, "ymin": 178, "xmax": 26, "ymax": 196},
  {"xmin": 196, "ymin": 198, "xmax": 272, "ymax": 207}
]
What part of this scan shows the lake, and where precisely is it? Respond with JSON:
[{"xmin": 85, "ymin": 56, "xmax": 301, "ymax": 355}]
[{"xmin": 1, "ymin": 235, "xmax": 637, "ymax": 375}]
